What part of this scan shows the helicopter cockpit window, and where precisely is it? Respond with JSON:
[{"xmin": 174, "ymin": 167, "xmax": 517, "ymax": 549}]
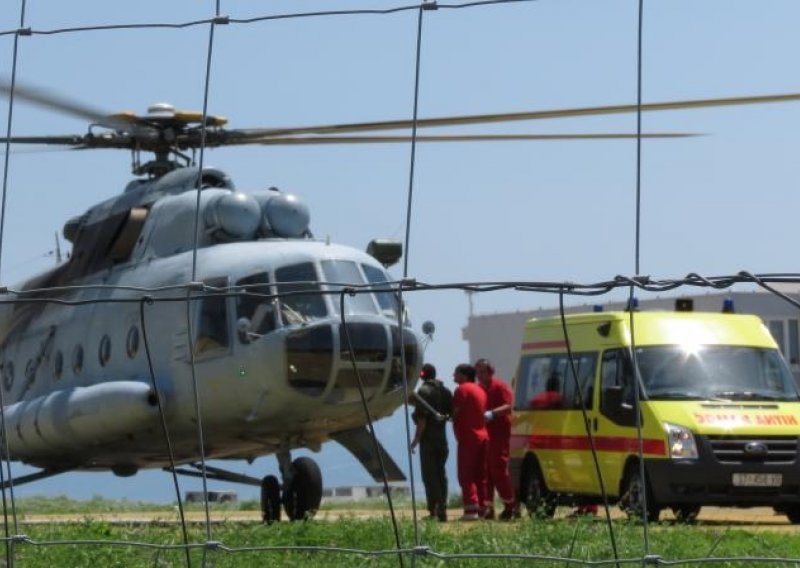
[
  {"xmin": 361, "ymin": 264, "xmax": 399, "ymax": 319},
  {"xmin": 236, "ymin": 272, "xmax": 277, "ymax": 339},
  {"xmin": 275, "ymin": 263, "xmax": 327, "ymax": 325},
  {"xmin": 321, "ymin": 260, "xmax": 378, "ymax": 316},
  {"xmin": 195, "ymin": 277, "xmax": 230, "ymax": 354}
]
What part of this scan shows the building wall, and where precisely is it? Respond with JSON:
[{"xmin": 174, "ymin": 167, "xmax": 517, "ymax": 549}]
[{"xmin": 463, "ymin": 291, "xmax": 800, "ymax": 382}]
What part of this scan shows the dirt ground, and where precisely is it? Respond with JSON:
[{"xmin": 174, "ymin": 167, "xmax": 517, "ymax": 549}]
[{"xmin": 9, "ymin": 506, "xmax": 799, "ymax": 531}]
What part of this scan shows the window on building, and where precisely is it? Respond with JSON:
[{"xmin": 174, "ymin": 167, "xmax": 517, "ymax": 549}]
[
  {"xmin": 789, "ymin": 320, "xmax": 799, "ymax": 365},
  {"xmin": 768, "ymin": 320, "xmax": 786, "ymax": 357}
]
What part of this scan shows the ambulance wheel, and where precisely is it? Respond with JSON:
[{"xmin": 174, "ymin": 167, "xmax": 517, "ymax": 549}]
[
  {"xmin": 261, "ymin": 475, "xmax": 282, "ymax": 524},
  {"xmin": 783, "ymin": 505, "xmax": 800, "ymax": 524},
  {"xmin": 620, "ymin": 464, "xmax": 660, "ymax": 523},
  {"xmin": 282, "ymin": 457, "xmax": 323, "ymax": 521},
  {"xmin": 671, "ymin": 505, "xmax": 700, "ymax": 523},
  {"xmin": 519, "ymin": 455, "xmax": 556, "ymax": 519}
]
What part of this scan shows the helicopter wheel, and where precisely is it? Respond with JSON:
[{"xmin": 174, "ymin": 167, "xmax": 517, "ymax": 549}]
[
  {"xmin": 282, "ymin": 457, "xmax": 323, "ymax": 521},
  {"xmin": 261, "ymin": 474, "xmax": 282, "ymax": 524}
]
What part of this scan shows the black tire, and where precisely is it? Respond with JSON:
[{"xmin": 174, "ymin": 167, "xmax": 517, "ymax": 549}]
[
  {"xmin": 671, "ymin": 504, "xmax": 700, "ymax": 524},
  {"xmin": 283, "ymin": 457, "xmax": 323, "ymax": 521},
  {"xmin": 784, "ymin": 505, "xmax": 800, "ymax": 524},
  {"xmin": 261, "ymin": 474, "xmax": 281, "ymax": 525},
  {"xmin": 619, "ymin": 464, "xmax": 660, "ymax": 523},
  {"xmin": 519, "ymin": 455, "xmax": 556, "ymax": 519}
]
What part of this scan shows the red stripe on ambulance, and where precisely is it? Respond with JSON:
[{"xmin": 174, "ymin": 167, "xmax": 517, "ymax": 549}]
[{"xmin": 511, "ymin": 434, "xmax": 666, "ymax": 456}]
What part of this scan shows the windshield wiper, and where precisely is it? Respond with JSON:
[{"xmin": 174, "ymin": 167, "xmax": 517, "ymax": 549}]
[
  {"xmin": 646, "ymin": 390, "xmax": 705, "ymax": 400},
  {"xmin": 712, "ymin": 390, "xmax": 791, "ymax": 401}
]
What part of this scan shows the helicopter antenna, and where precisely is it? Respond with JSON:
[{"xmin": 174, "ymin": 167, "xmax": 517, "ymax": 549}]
[{"xmin": 54, "ymin": 231, "xmax": 62, "ymax": 264}]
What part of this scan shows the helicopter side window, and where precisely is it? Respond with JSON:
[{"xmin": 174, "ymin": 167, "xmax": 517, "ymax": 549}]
[
  {"xmin": 98, "ymin": 335, "xmax": 112, "ymax": 367},
  {"xmin": 2, "ymin": 361, "xmax": 13, "ymax": 392},
  {"xmin": 275, "ymin": 263, "xmax": 327, "ymax": 325},
  {"xmin": 73, "ymin": 345, "xmax": 84, "ymax": 375},
  {"xmin": 53, "ymin": 351, "xmax": 64, "ymax": 380},
  {"xmin": 195, "ymin": 277, "xmax": 230, "ymax": 353},
  {"xmin": 361, "ymin": 264, "xmax": 399, "ymax": 319},
  {"xmin": 321, "ymin": 260, "xmax": 378, "ymax": 316},
  {"xmin": 236, "ymin": 272, "xmax": 276, "ymax": 339}
]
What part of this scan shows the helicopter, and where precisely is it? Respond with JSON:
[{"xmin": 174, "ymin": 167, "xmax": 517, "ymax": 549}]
[{"xmin": 0, "ymin": 82, "xmax": 798, "ymax": 523}]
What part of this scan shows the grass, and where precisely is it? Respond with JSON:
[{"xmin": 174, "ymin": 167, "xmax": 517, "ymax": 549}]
[{"xmin": 0, "ymin": 503, "xmax": 798, "ymax": 567}]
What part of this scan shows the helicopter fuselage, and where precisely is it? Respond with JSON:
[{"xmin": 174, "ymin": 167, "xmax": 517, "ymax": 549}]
[{"xmin": 0, "ymin": 168, "xmax": 421, "ymax": 480}]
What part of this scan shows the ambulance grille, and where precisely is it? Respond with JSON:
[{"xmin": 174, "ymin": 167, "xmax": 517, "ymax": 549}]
[{"xmin": 707, "ymin": 436, "xmax": 799, "ymax": 464}]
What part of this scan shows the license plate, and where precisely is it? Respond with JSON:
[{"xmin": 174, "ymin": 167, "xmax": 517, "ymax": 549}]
[{"xmin": 732, "ymin": 473, "xmax": 783, "ymax": 487}]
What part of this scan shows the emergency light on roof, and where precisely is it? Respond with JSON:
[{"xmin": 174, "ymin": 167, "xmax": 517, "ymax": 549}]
[
  {"xmin": 593, "ymin": 305, "xmax": 603, "ymax": 313},
  {"xmin": 675, "ymin": 298, "xmax": 694, "ymax": 312},
  {"xmin": 722, "ymin": 298, "xmax": 735, "ymax": 313},
  {"xmin": 625, "ymin": 297, "xmax": 639, "ymax": 311}
]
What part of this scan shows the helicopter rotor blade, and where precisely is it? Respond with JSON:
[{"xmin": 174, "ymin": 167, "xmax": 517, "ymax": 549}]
[
  {"xmin": 0, "ymin": 79, "xmax": 797, "ymax": 153},
  {"xmin": 245, "ymin": 132, "xmax": 701, "ymax": 145},
  {"xmin": 218, "ymin": 92, "xmax": 800, "ymax": 141},
  {"xmin": 0, "ymin": 80, "xmax": 136, "ymax": 132}
]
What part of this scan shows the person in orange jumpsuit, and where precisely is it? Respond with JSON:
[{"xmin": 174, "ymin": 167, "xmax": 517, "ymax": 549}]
[
  {"xmin": 475, "ymin": 358, "xmax": 516, "ymax": 520},
  {"xmin": 451, "ymin": 363, "xmax": 489, "ymax": 521}
]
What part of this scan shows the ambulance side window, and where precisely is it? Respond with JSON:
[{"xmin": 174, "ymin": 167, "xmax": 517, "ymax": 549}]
[
  {"xmin": 515, "ymin": 355, "xmax": 550, "ymax": 410},
  {"xmin": 600, "ymin": 349, "xmax": 637, "ymax": 426},
  {"xmin": 514, "ymin": 352, "xmax": 596, "ymax": 411},
  {"xmin": 561, "ymin": 352, "xmax": 596, "ymax": 410}
]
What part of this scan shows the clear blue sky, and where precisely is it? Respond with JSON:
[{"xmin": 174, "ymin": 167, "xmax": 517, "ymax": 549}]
[{"xmin": 1, "ymin": 0, "xmax": 799, "ymax": 501}]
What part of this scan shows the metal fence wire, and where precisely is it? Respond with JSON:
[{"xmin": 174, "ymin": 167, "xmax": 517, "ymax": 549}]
[{"xmin": 1, "ymin": 1, "xmax": 800, "ymax": 567}]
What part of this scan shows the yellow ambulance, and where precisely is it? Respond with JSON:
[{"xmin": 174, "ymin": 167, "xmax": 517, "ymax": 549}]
[{"xmin": 510, "ymin": 302, "xmax": 800, "ymax": 522}]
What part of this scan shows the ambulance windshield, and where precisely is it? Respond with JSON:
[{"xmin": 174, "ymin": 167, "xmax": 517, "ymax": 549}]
[{"xmin": 636, "ymin": 345, "xmax": 800, "ymax": 401}]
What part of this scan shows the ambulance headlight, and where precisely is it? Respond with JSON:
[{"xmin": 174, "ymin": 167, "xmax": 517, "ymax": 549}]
[{"xmin": 665, "ymin": 423, "xmax": 698, "ymax": 460}]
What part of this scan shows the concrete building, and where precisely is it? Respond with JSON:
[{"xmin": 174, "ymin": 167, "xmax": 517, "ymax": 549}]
[
  {"xmin": 184, "ymin": 490, "xmax": 238, "ymax": 504},
  {"xmin": 321, "ymin": 484, "xmax": 410, "ymax": 502},
  {"xmin": 463, "ymin": 289, "xmax": 800, "ymax": 382}
]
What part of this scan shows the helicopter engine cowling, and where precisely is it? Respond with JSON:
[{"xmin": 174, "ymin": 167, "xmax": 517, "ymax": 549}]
[
  {"xmin": 251, "ymin": 188, "xmax": 310, "ymax": 238},
  {"xmin": 2, "ymin": 381, "xmax": 159, "ymax": 456},
  {"xmin": 205, "ymin": 191, "xmax": 261, "ymax": 241}
]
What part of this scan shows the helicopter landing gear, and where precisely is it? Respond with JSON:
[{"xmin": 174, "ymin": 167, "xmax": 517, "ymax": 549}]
[
  {"xmin": 258, "ymin": 452, "xmax": 323, "ymax": 524},
  {"xmin": 260, "ymin": 474, "xmax": 281, "ymax": 524},
  {"xmin": 165, "ymin": 454, "xmax": 323, "ymax": 524},
  {"xmin": 281, "ymin": 456, "xmax": 323, "ymax": 521}
]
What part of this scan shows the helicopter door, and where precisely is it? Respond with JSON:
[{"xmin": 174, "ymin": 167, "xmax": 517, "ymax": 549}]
[{"xmin": 194, "ymin": 277, "xmax": 231, "ymax": 356}]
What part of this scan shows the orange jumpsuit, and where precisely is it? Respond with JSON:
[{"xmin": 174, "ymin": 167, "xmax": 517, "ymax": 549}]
[
  {"xmin": 453, "ymin": 382, "xmax": 488, "ymax": 516},
  {"xmin": 483, "ymin": 376, "xmax": 515, "ymax": 511}
]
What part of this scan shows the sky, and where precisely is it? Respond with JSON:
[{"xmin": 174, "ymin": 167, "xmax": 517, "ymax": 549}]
[{"xmin": 0, "ymin": 0, "xmax": 800, "ymax": 502}]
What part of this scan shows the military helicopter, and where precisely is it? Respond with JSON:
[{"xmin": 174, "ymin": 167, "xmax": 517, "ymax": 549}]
[{"xmin": 0, "ymin": 82, "xmax": 798, "ymax": 523}]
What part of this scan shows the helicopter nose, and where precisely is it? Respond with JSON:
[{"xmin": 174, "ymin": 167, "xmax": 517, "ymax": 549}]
[{"xmin": 284, "ymin": 321, "xmax": 421, "ymax": 403}]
